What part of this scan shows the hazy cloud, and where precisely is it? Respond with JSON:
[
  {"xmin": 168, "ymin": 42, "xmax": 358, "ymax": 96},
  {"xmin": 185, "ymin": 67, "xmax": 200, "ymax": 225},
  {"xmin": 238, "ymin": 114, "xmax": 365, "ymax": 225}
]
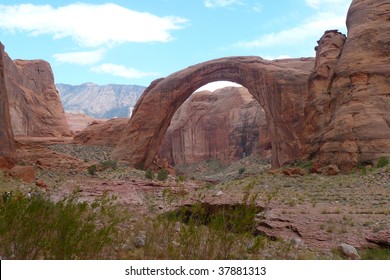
[
  {"xmin": 204, "ymin": 0, "xmax": 243, "ymax": 8},
  {"xmin": 0, "ymin": 3, "xmax": 188, "ymax": 47},
  {"xmin": 53, "ymin": 49, "xmax": 105, "ymax": 65},
  {"xmin": 91, "ymin": 63, "xmax": 159, "ymax": 79}
]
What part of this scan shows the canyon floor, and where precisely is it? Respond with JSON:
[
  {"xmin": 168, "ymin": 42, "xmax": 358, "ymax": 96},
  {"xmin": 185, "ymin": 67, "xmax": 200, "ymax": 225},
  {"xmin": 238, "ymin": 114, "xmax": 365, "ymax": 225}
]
[{"xmin": 1, "ymin": 137, "xmax": 390, "ymax": 260}]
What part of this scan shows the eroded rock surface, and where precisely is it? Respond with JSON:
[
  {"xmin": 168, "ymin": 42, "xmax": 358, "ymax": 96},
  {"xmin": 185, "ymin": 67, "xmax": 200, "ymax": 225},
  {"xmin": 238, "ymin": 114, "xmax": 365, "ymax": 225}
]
[
  {"xmin": 4, "ymin": 52, "xmax": 71, "ymax": 137},
  {"xmin": 159, "ymin": 87, "xmax": 271, "ymax": 165},
  {"xmin": 73, "ymin": 118, "xmax": 128, "ymax": 147},
  {"xmin": 304, "ymin": 0, "xmax": 390, "ymax": 169},
  {"xmin": 112, "ymin": 56, "xmax": 314, "ymax": 169},
  {"xmin": 0, "ymin": 43, "xmax": 16, "ymax": 169}
]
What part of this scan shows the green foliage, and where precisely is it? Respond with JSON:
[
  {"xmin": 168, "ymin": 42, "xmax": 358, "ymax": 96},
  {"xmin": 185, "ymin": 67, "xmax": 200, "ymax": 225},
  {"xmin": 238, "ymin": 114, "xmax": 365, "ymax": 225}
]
[
  {"xmin": 157, "ymin": 169, "xmax": 169, "ymax": 181},
  {"xmin": 238, "ymin": 167, "xmax": 246, "ymax": 175},
  {"xmin": 177, "ymin": 175, "xmax": 185, "ymax": 183},
  {"xmin": 361, "ymin": 248, "xmax": 390, "ymax": 260},
  {"xmin": 87, "ymin": 164, "xmax": 97, "ymax": 175},
  {"xmin": 0, "ymin": 192, "xmax": 120, "ymax": 259},
  {"xmin": 376, "ymin": 157, "xmax": 389, "ymax": 168},
  {"xmin": 145, "ymin": 170, "xmax": 154, "ymax": 180},
  {"xmin": 101, "ymin": 160, "xmax": 117, "ymax": 170}
]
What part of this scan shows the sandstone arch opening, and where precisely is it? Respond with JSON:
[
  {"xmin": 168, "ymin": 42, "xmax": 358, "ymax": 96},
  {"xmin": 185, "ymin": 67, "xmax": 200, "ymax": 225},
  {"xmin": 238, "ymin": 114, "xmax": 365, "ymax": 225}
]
[
  {"xmin": 158, "ymin": 82, "xmax": 272, "ymax": 167},
  {"xmin": 111, "ymin": 56, "xmax": 314, "ymax": 169}
]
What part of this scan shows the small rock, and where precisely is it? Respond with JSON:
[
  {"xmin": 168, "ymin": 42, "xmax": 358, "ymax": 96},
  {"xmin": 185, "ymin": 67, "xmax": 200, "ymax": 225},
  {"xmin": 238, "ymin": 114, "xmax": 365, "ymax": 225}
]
[
  {"xmin": 282, "ymin": 167, "xmax": 306, "ymax": 177},
  {"xmin": 134, "ymin": 231, "xmax": 146, "ymax": 248},
  {"xmin": 36, "ymin": 179, "xmax": 49, "ymax": 190},
  {"xmin": 338, "ymin": 243, "xmax": 360, "ymax": 260},
  {"xmin": 326, "ymin": 165, "xmax": 340, "ymax": 176},
  {"xmin": 214, "ymin": 191, "xmax": 223, "ymax": 197}
]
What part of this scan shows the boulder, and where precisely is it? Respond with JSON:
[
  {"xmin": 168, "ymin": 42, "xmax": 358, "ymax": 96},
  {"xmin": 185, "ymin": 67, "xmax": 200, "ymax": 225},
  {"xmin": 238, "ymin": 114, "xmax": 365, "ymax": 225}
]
[
  {"xmin": 338, "ymin": 243, "xmax": 360, "ymax": 260},
  {"xmin": 8, "ymin": 165, "xmax": 36, "ymax": 183}
]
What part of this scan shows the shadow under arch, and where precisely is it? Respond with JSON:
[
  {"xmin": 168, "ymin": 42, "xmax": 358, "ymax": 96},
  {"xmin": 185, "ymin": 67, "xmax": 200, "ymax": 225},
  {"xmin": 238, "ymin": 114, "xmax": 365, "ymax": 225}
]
[{"xmin": 112, "ymin": 56, "xmax": 314, "ymax": 169}]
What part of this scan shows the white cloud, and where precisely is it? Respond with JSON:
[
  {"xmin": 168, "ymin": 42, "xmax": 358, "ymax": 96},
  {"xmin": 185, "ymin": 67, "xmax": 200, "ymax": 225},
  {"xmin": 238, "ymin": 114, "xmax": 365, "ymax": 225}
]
[
  {"xmin": 53, "ymin": 49, "xmax": 105, "ymax": 65},
  {"xmin": 91, "ymin": 63, "xmax": 159, "ymax": 79},
  {"xmin": 0, "ymin": 3, "xmax": 188, "ymax": 47},
  {"xmin": 195, "ymin": 81, "xmax": 242, "ymax": 92},
  {"xmin": 235, "ymin": 13, "xmax": 346, "ymax": 49},
  {"xmin": 204, "ymin": 0, "xmax": 243, "ymax": 8},
  {"xmin": 305, "ymin": 0, "xmax": 351, "ymax": 9}
]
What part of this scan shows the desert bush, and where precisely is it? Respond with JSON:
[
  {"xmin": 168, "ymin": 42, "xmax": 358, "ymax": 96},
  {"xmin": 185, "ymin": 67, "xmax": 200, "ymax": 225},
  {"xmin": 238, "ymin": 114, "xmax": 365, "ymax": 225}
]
[
  {"xmin": 101, "ymin": 160, "xmax": 117, "ymax": 170},
  {"xmin": 376, "ymin": 157, "xmax": 389, "ymax": 168},
  {"xmin": 0, "ymin": 192, "xmax": 120, "ymax": 259},
  {"xmin": 238, "ymin": 167, "xmax": 246, "ymax": 175},
  {"xmin": 145, "ymin": 170, "xmax": 154, "ymax": 180},
  {"xmin": 87, "ymin": 164, "xmax": 97, "ymax": 175},
  {"xmin": 157, "ymin": 169, "xmax": 169, "ymax": 181}
]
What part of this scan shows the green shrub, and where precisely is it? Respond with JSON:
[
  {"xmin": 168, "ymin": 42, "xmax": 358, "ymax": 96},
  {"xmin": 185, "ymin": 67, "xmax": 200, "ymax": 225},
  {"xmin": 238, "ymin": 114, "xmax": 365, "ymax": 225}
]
[
  {"xmin": 177, "ymin": 175, "xmax": 185, "ymax": 183},
  {"xmin": 145, "ymin": 170, "xmax": 154, "ymax": 180},
  {"xmin": 376, "ymin": 157, "xmax": 389, "ymax": 168},
  {"xmin": 157, "ymin": 169, "xmax": 169, "ymax": 181},
  {"xmin": 0, "ymin": 192, "xmax": 120, "ymax": 259},
  {"xmin": 87, "ymin": 164, "xmax": 97, "ymax": 175},
  {"xmin": 101, "ymin": 160, "xmax": 117, "ymax": 170},
  {"xmin": 238, "ymin": 167, "xmax": 246, "ymax": 175},
  {"xmin": 361, "ymin": 248, "xmax": 390, "ymax": 260}
]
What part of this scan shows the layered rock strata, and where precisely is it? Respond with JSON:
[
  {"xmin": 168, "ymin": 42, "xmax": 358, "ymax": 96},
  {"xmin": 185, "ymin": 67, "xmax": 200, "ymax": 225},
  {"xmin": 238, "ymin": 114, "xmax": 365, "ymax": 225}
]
[
  {"xmin": 159, "ymin": 87, "xmax": 270, "ymax": 165},
  {"xmin": 3, "ymin": 52, "xmax": 71, "ymax": 137},
  {"xmin": 0, "ymin": 43, "xmax": 16, "ymax": 169},
  {"xmin": 303, "ymin": 0, "xmax": 390, "ymax": 169},
  {"xmin": 112, "ymin": 56, "xmax": 314, "ymax": 169}
]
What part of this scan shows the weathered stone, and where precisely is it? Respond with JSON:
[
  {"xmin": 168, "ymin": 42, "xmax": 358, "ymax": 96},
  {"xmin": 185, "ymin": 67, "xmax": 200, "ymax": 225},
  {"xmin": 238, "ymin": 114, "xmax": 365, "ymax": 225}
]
[
  {"xmin": 3, "ymin": 51, "xmax": 71, "ymax": 137},
  {"xmin": 303, "ymin": 0, "xmax": 390, "ymax": 170},
  {"xmin": 326, "ymin": 165, "xmax": 340, "ymax": 176},
  {"xmin": 159, "ymin": 87, "xmax": 270, "ymax": 165},
  {"xmin": 73, "ymin": 118, "xmax": 128, "ymax": 147},
  {"xmin": 338, "ymin": 243, "xmax": 360, "ymax": 260},
  {"xmin": 366, "ymin": 229, "xmax": 390, "ymax": 248},
  {"xmin": 0, "ymin": 43, "xmax": 16, "ymax": 169},
  {"xmin": 112, "ymin": 56, "xmax": 314, "ymax": 169},
  {"xmin": 282, "ymin": 167, "xmax": 306, "ymax": 177},
  {"xmin": 8, "ymin": 165, "xmax": 36, "ymax": 183}
]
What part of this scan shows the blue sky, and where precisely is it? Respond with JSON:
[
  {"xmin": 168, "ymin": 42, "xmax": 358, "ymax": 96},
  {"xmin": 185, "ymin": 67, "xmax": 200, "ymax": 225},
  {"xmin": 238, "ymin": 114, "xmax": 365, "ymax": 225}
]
[{"xmin": 0, "ymin": 0, "xmax": 351, "ymax": 87}]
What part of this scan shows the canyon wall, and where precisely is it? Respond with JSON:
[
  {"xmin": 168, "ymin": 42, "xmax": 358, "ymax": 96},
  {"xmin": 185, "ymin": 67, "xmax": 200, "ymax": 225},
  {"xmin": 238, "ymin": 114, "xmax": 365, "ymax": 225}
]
[
  {"xmin": 159, "ymin": 87, "xmax": 271, "ymax": 165},
  {"xmin": 3, "ymin": 52, "xmax": 71, "ymax": 137}
]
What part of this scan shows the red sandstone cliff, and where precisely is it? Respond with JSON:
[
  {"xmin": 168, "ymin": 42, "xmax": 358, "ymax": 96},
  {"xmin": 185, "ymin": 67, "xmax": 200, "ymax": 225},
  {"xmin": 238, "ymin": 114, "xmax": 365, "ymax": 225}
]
[
  {"xmin": 159, "ymin": 87, "xmax": 271, "ymax": 165},
  {"xmin": 3, "ymin": 52, "xmax": 71, "ymax": 137},
  {"xmin": 0, "ymin": 43, "xmax": 16, "ymax": 169},
  {"xmin": 303, "ymin": 0, "xmax": 390, "ymax": 169}
]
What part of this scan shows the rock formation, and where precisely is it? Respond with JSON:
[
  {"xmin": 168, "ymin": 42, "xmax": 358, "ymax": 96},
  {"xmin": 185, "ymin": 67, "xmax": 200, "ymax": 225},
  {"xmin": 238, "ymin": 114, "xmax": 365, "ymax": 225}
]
[
  {"xmin": 112, "ymin": 56, "xmax": 314, "ymax": 169},
  {"xmin": 3, "ymin": 52, "xmax": 71, "ymax": 137},
  {"xmin": 0, "ymin": 43, "xmax": 16, "ymax": 169},
  {"xmin": 303, "ymin": 0, "xmax": 390, "ymax": 169},
  {"xmin": 159, "ymin": 87, "xmax": 271, "ymax": 165},
  {"xmin": 73, "ymin": 118, "xmax": 128, "ymax": 147},
  {"xmin": 65, "ymin": 112, "xmax": 101, "ymax": 135}
]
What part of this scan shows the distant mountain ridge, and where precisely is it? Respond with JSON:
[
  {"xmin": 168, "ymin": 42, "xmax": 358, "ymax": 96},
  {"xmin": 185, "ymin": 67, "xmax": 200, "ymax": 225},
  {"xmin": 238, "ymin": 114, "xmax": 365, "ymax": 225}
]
[{"xmin": 56, "ymin": 82, "xmax": 145, "ymax": 119}]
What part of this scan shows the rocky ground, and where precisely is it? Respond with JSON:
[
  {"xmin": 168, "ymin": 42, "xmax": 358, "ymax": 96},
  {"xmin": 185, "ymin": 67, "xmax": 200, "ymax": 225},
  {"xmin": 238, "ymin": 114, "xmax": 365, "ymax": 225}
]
[{"xmin": 2, "ymin": 138, "xmax": 390, "ymax": 259}]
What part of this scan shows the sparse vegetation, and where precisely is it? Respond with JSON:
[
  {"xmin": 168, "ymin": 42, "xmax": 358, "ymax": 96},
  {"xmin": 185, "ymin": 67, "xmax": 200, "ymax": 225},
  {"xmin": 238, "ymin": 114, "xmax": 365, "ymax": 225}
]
[
  {"xmin": 145, "ymin": 170, "xmax": 154, "ymax": 180},
  {"xmin": 0, "ymin": 192, "xmax": 120, "ymax": 259},
  {"xmin": 376, "ymin": 156, "xmax": 389, "ymax": 168},
  {"xmin": 157, "ymin": 169, "xmax": 169, "ymax": 181},
  {"xmin": 87, "ymin": 164, "xmax": 97, "ymax": 175}
]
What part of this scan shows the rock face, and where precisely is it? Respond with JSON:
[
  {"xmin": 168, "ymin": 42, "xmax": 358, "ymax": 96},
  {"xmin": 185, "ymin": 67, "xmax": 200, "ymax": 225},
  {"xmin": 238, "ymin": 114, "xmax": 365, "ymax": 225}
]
[
  {"xmin": 0, "ymin": 43, "xmax": 16, "ymax": 169},
  {"xmin": 303, "ymin": 0, "xmax": 390, "ymax": 169},
  {"xmin": 65, "ymin": 112, "xmax": 102, "ymax": 135},
  {"xmin": 159, "ymin": 87, "xmax": 270, "ymax": 165},
  {"xmin": 112, "ymin": 56, "xmax": 314, "ymax": 169},
  {"xmin": 57, "ymin": 83, "xmax": 145, "ymax": 118},
  {"xmin": 73, "ymin": 118, "xmax": 129, "ymax": 147},
  {"xmin": 4, "ymin": 53, "xmax": 71, "ymax": 137}
]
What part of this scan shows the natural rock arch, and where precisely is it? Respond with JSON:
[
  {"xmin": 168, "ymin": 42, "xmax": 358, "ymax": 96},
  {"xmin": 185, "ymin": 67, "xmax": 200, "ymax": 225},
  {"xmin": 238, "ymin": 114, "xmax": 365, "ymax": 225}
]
[{"xmin": 112, "ymin": 56, "xmax": 314, "ymax": 169}]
